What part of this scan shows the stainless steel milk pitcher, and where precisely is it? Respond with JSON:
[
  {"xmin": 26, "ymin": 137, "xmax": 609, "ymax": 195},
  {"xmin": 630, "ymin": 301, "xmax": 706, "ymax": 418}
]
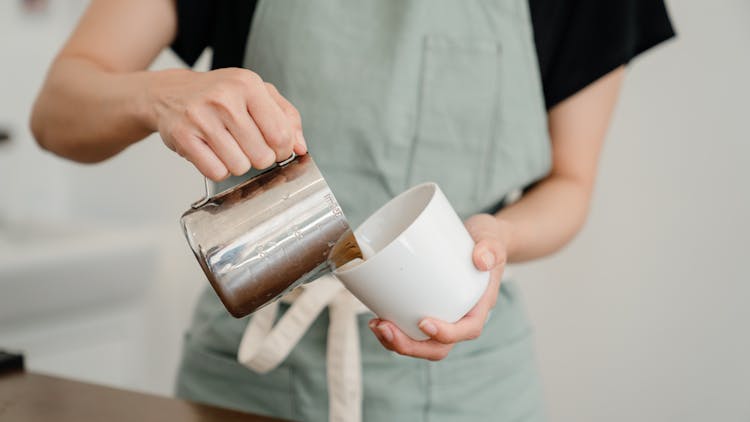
[{"xmin": 180, "ymin": 154, "xmax": 353, "ymax": 317}]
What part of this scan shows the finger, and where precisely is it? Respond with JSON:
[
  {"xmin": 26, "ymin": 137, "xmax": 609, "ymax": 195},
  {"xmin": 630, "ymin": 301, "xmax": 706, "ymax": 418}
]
[
  {"xmin": 373, "ymin": 321, "xmax": 453, "ymax": 361},
  {"xmin": 292, "ymin": 140, "xmax": 307, "ymax": 156},
  {"xmin": 419, "ymin": 315, "xmax": 484, "ymax": 344},
  {"xmin": 265, "ymin": 83, "xmax": 307, "ymax": 154},
  {"xmin": 463, "ymin": 213, "xmax": 496, "ymax": 241},
  {"xmin": 472, "ymin": 238, "xmax": 506, "ymax": 272},
  {"xmin": 176, "ymin": 135, "xmax": 230, "ymax": 182},
  {"xmin": 222, "ymin": 107, "xmax": 277, "ymax": 170},
  {"xmin": 244, "ymin": 82, "xmax": 295, "ymax": 162},
  {"xmin": 200, "ymin": 119, "xmax": 252, "ymax": 176},
  {"xmin": 368, "ymin": 319, "xmax": 395, "ymax": 350},
  {"xmin": 488, "ymin": 264, "xmax": 505, "ymax": 307},
  {"xmin": 419, "ymin": 277, "xmax": 500, "ymax": 344}
]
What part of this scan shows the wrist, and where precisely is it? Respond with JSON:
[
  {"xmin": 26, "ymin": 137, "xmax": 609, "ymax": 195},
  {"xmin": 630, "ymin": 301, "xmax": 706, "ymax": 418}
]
[
  {"xmin": 138, "ymin": 68, "xmax": 188, "ymax": 132},
  {"xmin": 134, "ymin": 70, "xmax": 160, "ymax": 133},
  {"xmin": 494, "ymin": 216, "xmax": 518, "ymax": 263}
]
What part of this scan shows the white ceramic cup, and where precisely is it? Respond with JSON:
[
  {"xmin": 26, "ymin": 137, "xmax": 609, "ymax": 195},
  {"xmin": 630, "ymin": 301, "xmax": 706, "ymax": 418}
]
[{"xmin": 333, "ymin": 182, "xmax": 489, "ymax": 340}]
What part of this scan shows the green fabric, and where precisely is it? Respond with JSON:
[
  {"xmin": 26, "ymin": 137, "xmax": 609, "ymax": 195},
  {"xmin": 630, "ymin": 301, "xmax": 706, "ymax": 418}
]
[
  {"xmin": 180, "ymin": 0, "xmax": 551, "ymax": 420},
  {"xmin": 216, "ymin": 0, "xmax": 550, "ymax": 226},
  {"xmin": 177, "ymin": 282, "xmax": 545, "ymax": 421}
]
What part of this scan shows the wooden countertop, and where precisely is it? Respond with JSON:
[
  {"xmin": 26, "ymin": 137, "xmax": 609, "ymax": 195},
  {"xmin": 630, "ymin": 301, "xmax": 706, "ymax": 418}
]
[{"xmin": 0, "ymin": 370, "xmax": 289, "ymax": 422}]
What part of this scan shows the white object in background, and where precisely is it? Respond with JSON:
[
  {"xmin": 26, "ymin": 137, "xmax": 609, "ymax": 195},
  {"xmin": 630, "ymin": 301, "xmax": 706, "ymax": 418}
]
[
  {"xmin": 0, "ymin": 220, "xmax": 161, "ymax": 393},
  {"xmin": 0, "ymin": 221, "xmax": 158, "ymax": 323},
  {"xmin": 334, "ymin": 183, "xmax": 489, "ymax": 340}
]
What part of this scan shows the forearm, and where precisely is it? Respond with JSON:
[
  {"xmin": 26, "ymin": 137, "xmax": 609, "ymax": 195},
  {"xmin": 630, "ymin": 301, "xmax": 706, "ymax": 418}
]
[
  {"xmin": 493, "ymin": 66, "xmax": 625, "ymax": 263},
  {"xmin": 30, "ymin": 57, "xmax": 159, "ymax": 162},
  {"xmin": 496, "ymin": 174, "xmax": 593, "ymax": 263}
]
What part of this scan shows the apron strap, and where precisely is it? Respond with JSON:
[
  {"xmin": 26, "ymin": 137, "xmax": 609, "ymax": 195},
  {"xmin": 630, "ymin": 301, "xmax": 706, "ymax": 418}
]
[
  {"xmin": 327, "ymin": 289, "xmax": 364, "ymax": 422},
  {"xmin": 237, "ymin": 275, "xmax": 368, "ymax": 422},
  {"xmin": 237, "ymin": 276, "xmax": 344, "ymax": 372}
]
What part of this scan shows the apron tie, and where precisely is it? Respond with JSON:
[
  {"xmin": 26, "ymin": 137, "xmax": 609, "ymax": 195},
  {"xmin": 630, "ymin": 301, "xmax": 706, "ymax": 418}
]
[{"xmin": 237, "ymin": 275, "xmax": 370, "ymax": 422}]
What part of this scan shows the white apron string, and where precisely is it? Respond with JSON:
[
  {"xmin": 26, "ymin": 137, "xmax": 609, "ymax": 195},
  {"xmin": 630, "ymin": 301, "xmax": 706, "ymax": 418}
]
[{"xmin": 237, "ymin": 274, "xmax": 369, "ymax": 422}]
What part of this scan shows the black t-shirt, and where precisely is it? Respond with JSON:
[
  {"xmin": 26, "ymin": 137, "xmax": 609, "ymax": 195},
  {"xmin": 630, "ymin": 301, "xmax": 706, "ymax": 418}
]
[{"xmin": 171, "ymin": 0, "xmax": 674, "ymax": 109}]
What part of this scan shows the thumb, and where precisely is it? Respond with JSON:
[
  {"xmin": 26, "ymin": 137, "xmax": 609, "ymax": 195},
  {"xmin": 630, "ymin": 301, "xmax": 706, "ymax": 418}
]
[{"xmin": 472, "ymin": 238, "xmax": 505, "ymax": 272}]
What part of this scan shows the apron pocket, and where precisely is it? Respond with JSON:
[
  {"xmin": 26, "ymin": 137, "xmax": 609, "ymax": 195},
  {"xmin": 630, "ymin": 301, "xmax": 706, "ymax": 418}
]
[{"xmin": 408, "ymin": 35, "xmax": 501, "ymax": 215}]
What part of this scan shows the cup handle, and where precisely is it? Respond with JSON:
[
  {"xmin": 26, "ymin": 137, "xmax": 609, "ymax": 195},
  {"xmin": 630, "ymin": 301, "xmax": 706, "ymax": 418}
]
[{"xmin": 190, "ymin": 152, "xmax": 298, "ymax": 209}]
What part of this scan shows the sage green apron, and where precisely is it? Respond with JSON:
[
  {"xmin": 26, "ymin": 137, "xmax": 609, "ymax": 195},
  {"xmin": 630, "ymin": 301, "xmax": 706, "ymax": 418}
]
[{"xmin": 176, "ymin": 0, "xmax": 551, "ymax": 420}]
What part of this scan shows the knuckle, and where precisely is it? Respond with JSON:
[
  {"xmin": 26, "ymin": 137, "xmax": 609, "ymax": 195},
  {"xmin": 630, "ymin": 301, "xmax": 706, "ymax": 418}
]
[
  {"xmin": 267, "ymin": 126, "xmax": 293, "ymax": 149},
  {"xmin": 288, "ymin": 108, "xmax": 302, "ymax": 128},
  {"xmin": 170, "ymin": 126, "xmax": 192, "ymax": 144},
  {"xmin": 253, "ymin": 151, "xmax": 276, "ymax": 169},
  {"xmin": 225, "ymin": 69, "xmax": 261, "ymax": 93},
  {"xmin": 206, "ymin": 166, "xmax": 227, "ymax": 182},
  {"xmin": 467, "ymin": 326, "xmax": 482, "ymax": 340},
  {"xmin": 206, "ymin": 89, "xmax": 232, "ymax": 109},
  {"xmin": 230, "ymin": 160, "xmax": 251, "ymax": 176},
  {"xmin": 225, "ymin": 76, "xmax": 246, "ymax": 92},
  {"xmin": 223, "ymin": 106, "xmax": 248, "ymax": 128},
  {"xmin": 209, "ymin": 99, "xmax": 244, "ymax": 126},
  {"xmin": 264, "ymin": 82, "xmax": 278, "ymax": 93},
  {"xmin": 171, "ymin": 142, "xmax": 186, "ymax": 158},
  {"xmin": 184, "ymin": 103, "xmax": 203, "ymax": 125},
  {"xmin": 239, "ymin": 70, "xmax": 262, "ymax": 87}
]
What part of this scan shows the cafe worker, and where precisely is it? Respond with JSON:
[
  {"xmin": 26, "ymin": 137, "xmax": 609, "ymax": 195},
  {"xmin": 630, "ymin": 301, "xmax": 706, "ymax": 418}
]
[{"xmin": 31, "ymin": 0, "xmax": 674, "ymax": 420}]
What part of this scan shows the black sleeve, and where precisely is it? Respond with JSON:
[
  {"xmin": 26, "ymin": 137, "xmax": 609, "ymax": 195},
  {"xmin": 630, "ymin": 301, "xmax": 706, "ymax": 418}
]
[
  {"xmin": 171, "ymin": 0, "xmax": 256, "ymax": 69},
  {"xmin": 529, "ymin": 0, "xmax": 676, "ymax": 109},
  {"xmin": 172, "ymin": 0, "xmax": 674, "ymax": 107}
]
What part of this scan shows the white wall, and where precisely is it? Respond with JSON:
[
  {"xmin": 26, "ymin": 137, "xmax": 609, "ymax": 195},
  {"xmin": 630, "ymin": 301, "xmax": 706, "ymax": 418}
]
[
  {"xmin": 0, "ymin": 1, "xmax": 203, "ymax": 225},
  {"xmin": 517, "ymin": 1, "xmax": 750, "ymax": 421},
  {"xmin": 0, "ymin": 0, "xmax": 208, "ymax": 396},
  {"xmin": 0, "ymin": 0, "xmax": 748, "ymax": 420}
]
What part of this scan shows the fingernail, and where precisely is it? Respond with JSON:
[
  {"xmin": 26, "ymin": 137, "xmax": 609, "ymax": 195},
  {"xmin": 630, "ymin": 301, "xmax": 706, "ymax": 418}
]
[
  {"xmin": 419, "ymin": 320, "xmax": 438, "ymax": 336},
  {"xmin": 296, "ymin": 130, "xmax": 307, "ymax": 152},
  {"xmin": 482, "ymin": 251, "xmax": 495, "ymax": 270},
  {"xmin": 368, "ymin": 320, "xmax": 377, "ymax": 330},
  {"xmin": 377, "ymin": 323, "xmax": 393, "ymax": 342}
]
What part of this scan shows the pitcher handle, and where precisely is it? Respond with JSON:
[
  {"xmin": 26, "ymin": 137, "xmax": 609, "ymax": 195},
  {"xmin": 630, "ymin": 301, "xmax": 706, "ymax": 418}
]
[{"xmin": 190, "ymin": 152, "xmax": 298, "ymax": 209}]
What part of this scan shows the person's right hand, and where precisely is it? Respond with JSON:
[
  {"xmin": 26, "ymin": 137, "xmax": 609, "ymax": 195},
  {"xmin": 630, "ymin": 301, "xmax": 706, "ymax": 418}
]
[{"xmin": 148, "ymin": 67, "xmax": 307, "ymax": 181}]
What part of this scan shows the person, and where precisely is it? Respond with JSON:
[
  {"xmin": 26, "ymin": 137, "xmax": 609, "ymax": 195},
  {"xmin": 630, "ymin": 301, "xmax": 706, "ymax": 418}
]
[{"xmin": 30, "ymin": 0, "xmax": 674, "ymax": 420}]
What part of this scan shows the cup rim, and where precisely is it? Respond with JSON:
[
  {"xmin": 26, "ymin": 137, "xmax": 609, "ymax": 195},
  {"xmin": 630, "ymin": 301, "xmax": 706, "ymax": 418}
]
[{"xmin": 333, "ymin": 182, "xmax": 437, "ymax": 276}]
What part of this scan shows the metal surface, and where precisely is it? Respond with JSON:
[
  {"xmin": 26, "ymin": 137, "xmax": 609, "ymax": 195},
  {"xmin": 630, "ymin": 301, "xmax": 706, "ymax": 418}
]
[
  {"xmin": 190, "ymin": 153, "xmax": 298, "ymax": 209},
  {"xmin": 180, "ymin": 154, "xmax": 352, "ymax": 318},
  {"xmin": 190, "ymin": 177, "xmax": 213, "ymax": 209}
]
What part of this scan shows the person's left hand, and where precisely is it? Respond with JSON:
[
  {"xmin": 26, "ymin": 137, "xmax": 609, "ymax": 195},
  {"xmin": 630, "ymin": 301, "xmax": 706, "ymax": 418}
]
[{"xmin": 368, "ymin": 213, "xmax": 512, "ymax": 361}]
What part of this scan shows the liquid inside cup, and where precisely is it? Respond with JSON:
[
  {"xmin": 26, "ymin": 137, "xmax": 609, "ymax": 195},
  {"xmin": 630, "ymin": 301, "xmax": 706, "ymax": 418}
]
[
  {"xmin": 329, "ymin": 234, "xmax": 374, "ymax": 271},
  {"xmin": 332, "ymin": 183, "xmax": 435, "ymax": 275}
]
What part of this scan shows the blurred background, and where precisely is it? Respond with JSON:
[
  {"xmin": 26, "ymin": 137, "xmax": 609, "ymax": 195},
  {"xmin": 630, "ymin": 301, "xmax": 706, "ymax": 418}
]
[{"xmin": 0, "ymin": 1, "xmax": 748, "ymax": 421}]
